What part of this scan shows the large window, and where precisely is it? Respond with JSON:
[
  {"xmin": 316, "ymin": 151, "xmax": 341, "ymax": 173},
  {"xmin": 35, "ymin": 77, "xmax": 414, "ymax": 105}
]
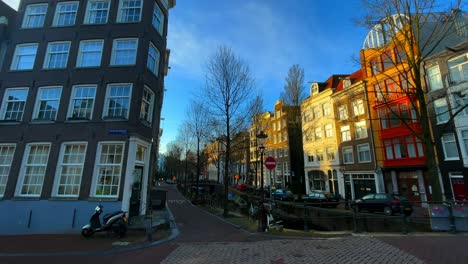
[
  {"xmin": 322, "ymin": 103, "xmax": 331, "ymax": 116},
  {"xmin": 342, "ymin": 147, "xmax": 354, "ymax": 164},
  {"xmin": 22, "ymin": 4, "xmax": 48, "ymax": 28},
  {"xmin": 314, "ymin": 127, "xmax": 322, "ymax": 140},
  {"xmin": 427, "ymin": 65, "xmax": 443, "ymax": 91},
  {"xmin": 340, "ymin": 125, "xmax": 351, "ymax": 142},
  {"xmin": 385, "ymin": 136, "xmax": 424, "ymax": 160},
  {"xmin": 111, "ymin": 38, "xmax": 138, "ymax": 66},
  {"xmin": 11, "ymin": 44, "xmax": 38, "ymax": 70},
  {"xmin": 370, "ymin": 58, "xmax": 380, "ymax": 75},
  {"xmin": 357, "ymin": 144, "xmax": 371, "ymax": 162},
  {"xmin": 354, "ymin": 120, "xmax": 368, "ymax": 139},
  {"xmin": 434, "ymin": 98, "xmax": 449, "ymax": 124},
  {"xmin": 316, "ymin": 150, "xmax": 324, "ymax": 162},
  {"xmin": 93, "ymin": 142, "xmax": 124, "ymax": 197},
  {"xmin": 461, "ymin": 130, "xmax": 468, "ymax": 157},
  {"xmin": 338, "ymin": 106, "xmax": 348, "ymax": 120},
  {"xmin": 0, "ymin": 144, "xmax": 16, "ymax": 197},
  {"xmin": 53, "ymin": 2, "xmax": 79, "ymax": 27},
  {"xmin": 313, "ymin": 107, "xmax": 321, "ymax": 119},
  {"xmin": 77, "ymin": 40, "xmax": 104, "ymax": 67},
  {"xmin": 326, "ymin": 147, "xmax": 335, "ymax": 161},
  {"xmin": 33, "ymin": 86, "xmax": 62, "ymax": 121},
  {"xmin": 453, "ymin": 92, "xmax": 468, "ymax": 116},
  {"xmin": 17, "ymin": 143, "xmax": 51, "ymax": 197},
  {"xmin": 103, "ymin": 84, "xmax": 132, "ymax": 119},
  {"xmin": 147, "ymin": 42, "xmax": 160, "ymax": 76},
  {"xmin": 54, "ymin": 143, "xmax": 87, "ymax": 196},
  {"xmin": 84, "ymin": 0, "xmax": 110, "ymax": 24},
  {"xmin": 140, "ymin": 86, "xmax": 154, "ymax": 124},
  {"xmin": 325, "ymin": 124, "xmax": 333, "ymax": 138},
  {"xmin": 43, "ymin": 42, "xmax": 71, "ymax": 69},
  {"xmin": 381, "ymin": 51, "xmax": 393, "ymax": 71},
  {"xmin": 68, "ymin": 85, "xmax": 96, "ymax": 120},
  {"xmin": 152, "ymin": 2, "xmax": 164, "ymax": 35},
  {"xmin": 448, "ymin": 53, "xmax": 468, "ymax": 84},
  {"xmin": 442, "ymin": 134, "xmax": 459, "ymax": 160},
  {"xmin": 1, "ymin": 88, "xmax": 29, "ymax": 121},
  {"xmin": 352, "ymin": 99, "xmax": 365, "ymax": 116},
  {"xmin": 117, "ymin": 0, "xmax": 142, "ymax": 23}
]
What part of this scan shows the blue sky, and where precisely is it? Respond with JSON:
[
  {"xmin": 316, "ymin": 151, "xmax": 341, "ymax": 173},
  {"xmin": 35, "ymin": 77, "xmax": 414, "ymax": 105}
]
[{"xmin": 3, "ymin": 0, "xmax": 370, "ymax": 153}]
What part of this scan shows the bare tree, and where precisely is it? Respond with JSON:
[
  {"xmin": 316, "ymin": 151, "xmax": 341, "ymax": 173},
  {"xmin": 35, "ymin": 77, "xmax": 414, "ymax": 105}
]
[
  {"xmin": 202, "ymin": 45, "xmax": 255, "ymax": 217},
  {"xmin": 359, "ymin": 0, "xmax": 465, "ymax": 201},
  {"xmin": 163, "ymin": 142, "xmax": 183, "ymax": 180},
  {"xmin": 176, "ymin": 121, "xmax": 194, "ymax": 195},
  {"xmin": 280, "ymin": 64, "xmax": 306, "ymax": 106},
  {"xmin": 249, "ymin": 95, "xmax": 266, "ymax": 188}
]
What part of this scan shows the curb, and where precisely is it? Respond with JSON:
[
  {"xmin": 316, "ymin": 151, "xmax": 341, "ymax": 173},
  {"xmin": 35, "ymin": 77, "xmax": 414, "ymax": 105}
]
[{"xmin": 0, "ymin": 205, "xmax": 181, "ymax": 257}]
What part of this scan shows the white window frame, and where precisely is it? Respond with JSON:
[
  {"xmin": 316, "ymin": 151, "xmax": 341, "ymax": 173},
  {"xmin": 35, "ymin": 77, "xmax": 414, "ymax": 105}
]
[
  {"xmin": 91, "ymin": 142, "xmax": 125, "ymax": 198},
  {"xmin": 338, "ymin": 105, "xmax": 348, "ymax": 120},
  {"xmin": 111, "ymin": 38, "xmax": 138, "ymax": 66},
  {"xmin": 22, "ymin": 4, "xmax": 48, "ymax": 28},
  {"xmin": 43, "ymin": 41, "xmax": 71, "ymax": 69},
  {"xmin": 314, "ymin": 127, "xmax": 322, "ymax": 140},
  {"xmin": 152, "ymin": 1, "xmax": 164, "ymax": 35},
  {"xmin": 434, "ymin": 98, "xmax": 450, "ymax": 124},
  {"xmin": 322, "ymin": 103, "xmax": 331, "ymax": 116},
  {"xmin": 427, "ymin": 65, "xmax": 443, "ymax": 91},
  {"xmin": 452, "ymin": 92, "xmax": 468, "ymax": 117},
  {"xmin": 461, "ymin": 129, "xmax": 468, "ymax": 157},
  {"xmin": 140, "ymin": 86, "xmax": 155, "ymax": 124},
  {"xmin": 352, "ymin": 99, "xmax": 365, "ymax": 116},
  {"xmin": 10, "ymin": 43, "xmax": 38, "ymax": 71},
  {"xmin": 0, "ymin": 144, "xmax": 16, "ymax": 197},
  {"xmin": 52, "ymin": 142, "xmax": 87, "ymax": 197},
  {"xmin": 16, "ymin": 143, "xmax": 51, "ymax": 197},
  {"xmin": 354, "ymin": 120, "xmax": 368, "ymax": 139},
  {"xmin": 357, "ymin": 143, "xmax": 371, "ymax": 163},
  {"xmin": 316, "ymin": 150, "xmax": 324, "ymax": 162},
  {"xmin": 326, "ymin": 147, "xmax": 335, "ymax": 161},
  {"xmin": 68, "ymin": 85, "xmax": 97, "ymax": 120},
  {"xmin": 441, "ymin": 133, "xmax": 459, "ymax": 161},
  {"xmin": 33, "ymin": 86, "xmax": 62, "ymax": 121},
  {"xmin": 341, "ymin": 125, "xmax": 351, "ymax": 142},
  {"xmin": 342, "ymin": 146, "xmax": 354, "ymax": 164},
  {"xmin": 76, "ymin": 40, "xmax": 104, "ymax": 68},
  {"xmin": 448, "ymin": 53, "xmax": 468, "ymax": 84},
  {"xmin": 147, "ymin": 42, "xmax": 160, "ymax": 76},
  {"xmin": 325, "ymin": 124, "xmax": 333, "ymax": 138},
  {"xmin": 84, "ymin": 0, "xmax": 111, "ymax": 24},
  {"xmin": 0, "ymin": 88, "xmax": 29, "ymax": 121},
  {"xmin": 103, "ymin": 83, "xmax": 133, "ymax": 119},
  {"xmin": 53, "ymin": 1, "xmax": 79, "ymax": 27},
  {"xmin": 117, "ymin": 0, "xmax": 143, "ymax": 23}
]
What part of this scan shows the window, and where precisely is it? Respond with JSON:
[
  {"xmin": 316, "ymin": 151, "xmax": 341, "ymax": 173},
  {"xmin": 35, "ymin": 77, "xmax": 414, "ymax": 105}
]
[
  {"xmin": 147, "ymin": 42, "xmax": 160, "ymax": 76},
  {"xmin": 453, "ymin": 92, "xmax": 468, "ymax": 116},
  {"xmin": 313, "ymin": 107, "xmax": 321, "ymax": 119},
  {"xmin": 370, "ymin": 58, "xmax": 380, "ymax": 75},
  {"xmin": 311, "ymin": 83, "xmax": 319, "ymax": 95},
  {"xmin": 352, "ymin": 99, "xmax": 365, "ymax": 116},
  {"xmin": 389, "ymin": 107, "xmax": 400, "ymax": 127},
  {"xmin": 54, "ymin": 143, "xmax": 87, "ymax": 196},
  {"xmin": 448, "ymin": 53, "xmax": 468, "ymax": 83},
  {"xmin": 0, "ymin": 144, "xmax": 15, "ymax": 197},
  {"xmin": 84, "ymin": 0, "xmax": 110, "ymax": 24},
  {"xmin": 440, "ymin": 134, "xmax": 458, "ymax": 160},
  {"xmin": 394, "ymin": 138, "xmax": 407, "ymax": 158},
  {"xmin": 385, "ymin": 140, "xmax": 393, "ymax": 159},
  {"xmin": 77, "ymin": 40, "xmax": 104, "ymax": 67},
  {"xmin": 284, "ymin": 149, "xmax": 288, "ymax": 157},
  {"xmin": 381, "ymin": 51, "xmax": 393, "ymax": 71},
  {"xmin": 326, "ymin": 147, "xmax": 335, "ymax": 161},
  {"xmin": 375, "ymin": 83, "xmax": 384, "ymax": 101},
  {"xmin": 161, "ymin": 0, "xmax": 169, "ymax": 9},
  {"xmin": 111, "ymin": 38, "xmax": 138, "ymax": 66},
  {"xmin": 68, "ymin": 85, "xmax": 96, "ymax": 120},
  {"xmin": 385, "ymin": 78, "xmax": 398, "ymax": 96},
  {"xmin": 354, "ymin": 120, "xmax": 368, "ymax": 139},
  {"xmin": 10, "ymin": 44, "xmax": 38, "ymax": 70},
  {"xmin": 92, "ymin": 142, "xmax": 124, "ymax": 197},
  {"xmin": 338, "ymin": 106, "xmax": 348, "ymax": 120},
  {"xmin": 340, "ymin": 125, "xmax": 351, "ymax": 142},
  {"xmin": 307, "ymin": 154, "xmax": 314, "ymax": 162},
  {"xmin": 343, "ymin": 147, "xmax": 354, "ymax": 164},
  {"xmin": 427, "ymin": 65, "xmax": 443, "ymax": 91},
  {"xmin": 395, "ymin": 46, "xmax": 407, "ymax": 63},
  {"xmin": 283, "ymin": 162, "xmax": 289, "ymax": 174},
  {"xmin": 316, "ymin": 150, "xmax": 324, "ymax": 162},
  {"xmin": 22, "ymin": 4, "xmax": 48, "ymax": 28},
  {"xmin": 461, "ymin": 130, "xmax": 468, "ymax": 156},
  {"xmin": 17, "ymin": 143, "xmax": 51, "ymax": 197},
  {"xmin": 43, "ymin": 42, "xmax": 71, "ymax": 69},
  {"xmin": 434, "ymin": 98, "xmax": 449, "ymax": 124},
  {"xmin": 33, "ymin": 86, "xmax": 62, "ymax": 121},
  {"xmin": 406, "ymin": 136, "xmax": 417, "ymax": 158},
  {"xmin": 322, "ymin": 103, "xmax": 330, "ymax": 116},
  {"xmin": 315, "ymin": 127, "xmax": 322, "ymax": 140},
  {"xmin": 53, "ymin": 2, "xmax": 79, "ymax": 27},
  {"xmin": 1, "ymin": 88, "xmax": 29, "ymax": 121},
  {"xmin": 117, "ymin": 0, "xmax": 142, "ymax": 23},
  {"xmin": 152, "ymin": 2, "xmax": 164, "ymax": 35},
  {"xmin": 325, "ymin": 124, "xmax": 333, "ymax": 138},
  {"xmin": 140, "ymin": 86, "xmax": 154, "ymax": 124},
  {"xmin": 357, "ymin": 144, "xmax": 371, "ymax": 162},
  {"xmin": 103, "ymin": 84, "xmax": 132, "ymax": 119},
  {"xmin": 379, "ymin": 109, "xmax": 388, "ymax": 129}
]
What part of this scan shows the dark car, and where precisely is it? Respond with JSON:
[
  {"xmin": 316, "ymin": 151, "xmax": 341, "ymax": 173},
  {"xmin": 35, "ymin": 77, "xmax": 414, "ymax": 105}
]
[
  {"xmin": 272, "ymin": 189, "xmax": 294, "ymax": 201},
  {"xmin": 304, "ymin": 191, "xmax": 339, "ymax": 208},
  {"xmin": 351, "ymin": 193, "xmax": 413, "ymax": 216}
]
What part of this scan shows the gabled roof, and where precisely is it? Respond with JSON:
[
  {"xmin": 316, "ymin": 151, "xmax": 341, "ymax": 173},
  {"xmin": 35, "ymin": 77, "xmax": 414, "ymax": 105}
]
[{"xmin": 334, "ymin": 69, "xmax": 364, "ymax": 93}]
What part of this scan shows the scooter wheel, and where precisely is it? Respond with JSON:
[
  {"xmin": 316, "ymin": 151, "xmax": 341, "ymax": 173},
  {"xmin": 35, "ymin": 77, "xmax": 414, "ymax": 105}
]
[{"xmin": 81, "ymin": 228, "xmax": 94, "ymax": 238}]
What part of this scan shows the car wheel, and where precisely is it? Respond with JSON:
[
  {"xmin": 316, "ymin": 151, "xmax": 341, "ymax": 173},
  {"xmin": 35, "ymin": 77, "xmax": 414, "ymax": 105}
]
[
  {"xmin": 384, "ymin": 206, "xmax": 393, "ymax": 216},
  {"xmin": 81, "ymin": 228, "xmax": 94, "ymax": 238}
]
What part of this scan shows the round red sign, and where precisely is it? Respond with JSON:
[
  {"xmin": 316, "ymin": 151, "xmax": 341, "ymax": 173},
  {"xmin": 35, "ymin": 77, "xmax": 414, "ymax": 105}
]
[{"xmin": 265, "ymin": 156, "xmax": 276, "ymax": 170}]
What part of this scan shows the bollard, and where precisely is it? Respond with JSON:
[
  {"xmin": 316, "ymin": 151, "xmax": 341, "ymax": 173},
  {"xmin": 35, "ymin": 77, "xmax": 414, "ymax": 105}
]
[
  {"xmin": 401, "ymin": 204, "xmax": 408, "ymax": 234},
  {"xmin": 352, "ymin": 206, "xmax": 358, "ymax": 233},
  {"xmin": 304, "ymin": 202, "xmax": 308, "ymax": 232}
]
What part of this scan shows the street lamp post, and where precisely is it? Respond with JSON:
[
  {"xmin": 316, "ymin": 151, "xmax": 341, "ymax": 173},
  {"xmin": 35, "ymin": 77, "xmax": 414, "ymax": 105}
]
[{"xmin": 256, "ymin": 131, "xmax": 268, "ymax": 232}]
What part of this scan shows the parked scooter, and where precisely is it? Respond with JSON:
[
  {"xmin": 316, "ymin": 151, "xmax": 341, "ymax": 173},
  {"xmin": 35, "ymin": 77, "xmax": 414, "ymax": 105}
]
[{"xmin": 81, "ymin": 205, "xmax": 128, "ymax": 238}]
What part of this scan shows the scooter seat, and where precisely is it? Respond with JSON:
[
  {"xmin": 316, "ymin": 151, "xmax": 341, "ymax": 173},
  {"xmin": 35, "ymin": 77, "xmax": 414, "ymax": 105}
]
[{"xmin": 103, "ymin": 211, "xmax": 124, "ymax": 223}]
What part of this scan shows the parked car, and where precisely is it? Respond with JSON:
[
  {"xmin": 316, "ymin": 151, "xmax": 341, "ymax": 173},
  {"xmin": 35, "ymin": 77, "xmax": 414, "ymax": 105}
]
[
  {"xmin": 304, "ymin": 191, "xmax": 339, "ymax": 208},
  {"xmin": 351, "ymin": 193, "xmax": 413, "ymax": 216},
  {"xmin": 272, "ymin": 189, "xmax": 294, "ymax": 201}
]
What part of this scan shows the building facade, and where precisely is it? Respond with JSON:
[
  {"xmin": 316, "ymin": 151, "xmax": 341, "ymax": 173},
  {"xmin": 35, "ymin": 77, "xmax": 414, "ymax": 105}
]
[{"xmin": 0, "ymin": 0, "xmax": 175, "ymax": 234}]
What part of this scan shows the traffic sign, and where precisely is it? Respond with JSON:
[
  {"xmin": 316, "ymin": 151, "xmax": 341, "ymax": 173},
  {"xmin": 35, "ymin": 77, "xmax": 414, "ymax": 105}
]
[{"xmin": 265, "ymin": 156, "xmax": 276, "ymax": 170}]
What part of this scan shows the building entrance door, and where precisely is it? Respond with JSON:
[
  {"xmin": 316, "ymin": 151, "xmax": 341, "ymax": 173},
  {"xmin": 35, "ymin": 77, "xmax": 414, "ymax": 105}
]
[
  {"xmin": 129, "ymin": 166, "xmax": 144, "ymax": 217},
  {"xmin": 353, "ymin": 180, "xmax": 375, "ymax": 199},
  {"xmin": 451, "ymin": 177, "xmax": 467, "ymax": 201}
]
